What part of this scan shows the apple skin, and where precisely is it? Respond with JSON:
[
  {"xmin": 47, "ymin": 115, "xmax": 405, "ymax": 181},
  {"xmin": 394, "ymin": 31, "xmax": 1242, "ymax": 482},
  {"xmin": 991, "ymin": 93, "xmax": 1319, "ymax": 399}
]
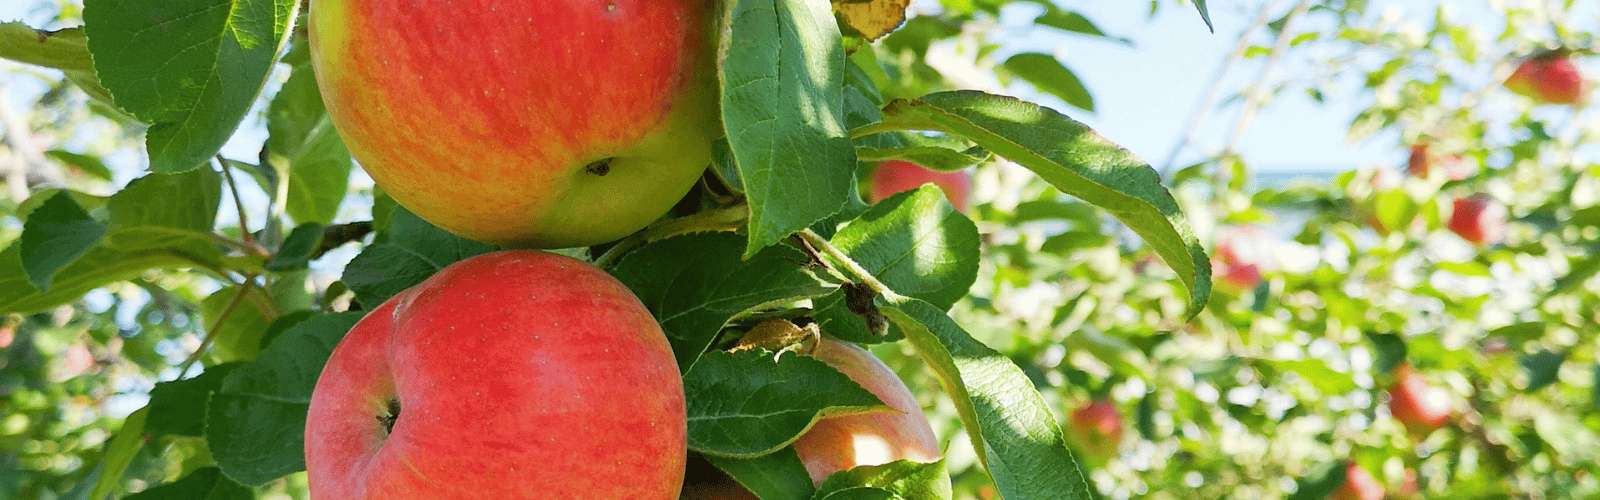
[
  {"xmin": 1330, "ymin": 462, "xmax": 1384, "ymax": 500},
  {"xmin": 869, "ymin": 160, "xmax": 973, "ymax": 213},
  {"xmin": 1067, "ymin": 398, "xmax": 1124, "ymax": 458},
  {"xmin": 680, "ymin": 336, "xmax": 940, "ymax": 498},
  {"xmin": 1447, "ymin": 195, "xmax": 1508, "ymax": 245},
  {"xmin": 1211, "ymin": 225, "xmax": 1274, "ymax": 291},
  {"xmin": 1405, "ymin": 144, "xmax": 1472, "ymax": 181},
  {"xmin": 1505, "ymin": 54, "xmax": 1591, "ymax": 105},
  {"xmin": 1387, "ymin": 365, "xmax": 1451, "ymax": 435},
  {"xmin": 305, "ymin": 251, "xmax": 686, "ymax": 499},
  {"xmin": 789, "ymin": 336, "xmax": 942, "ymax": 485},
  {"xmin": 309, "ymin": 0, "xmax": 721, "ymax": 248}
]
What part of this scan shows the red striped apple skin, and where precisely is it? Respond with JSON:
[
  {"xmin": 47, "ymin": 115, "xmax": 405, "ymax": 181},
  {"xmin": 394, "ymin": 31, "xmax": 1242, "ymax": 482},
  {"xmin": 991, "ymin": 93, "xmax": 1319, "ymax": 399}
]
[
  {"xmin": 310, "ymin": 0, "xmax": 721, "ymax": 248},
  {"xmin": 306, "ymin": 251, "xmax": 685, "ymax": 499}
]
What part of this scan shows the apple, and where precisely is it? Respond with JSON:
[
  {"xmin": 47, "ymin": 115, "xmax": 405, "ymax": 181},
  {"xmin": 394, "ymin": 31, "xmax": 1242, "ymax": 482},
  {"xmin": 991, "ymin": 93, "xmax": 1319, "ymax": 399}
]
[
  {"xmin": 1504, "ymin": 52, "xmax": 1592, "ymax": 105},
  {"xmin": 1211, "ymin": 225, "xmax": 1275, "ymax": 291},
  {"xmin": 680, "ymin": 335, "xmax": 941, "ymax": 498},
  {"xmin": 305, "ymin": 251, "xmax": 686, "ymax": 499},
  {"xmin": 1405, "ymin": 144, "xmax": 1472, "ymax": 181},
  {"xmin": 1067, "ymin": 398, "xmax": 1124, "ymax": 458},
  {"xmin": 1330, "ymin": 462, "xmax": 1384, "ymax": 500},
  {"xmin": 309, "ymin": 0, "xmax": 722, "ymax": 247},
  {"xmin": 789, "ymin": 336, "xmax": 942, "ymax": 485},
  {"xmin": 1387, "ymin": 365, "xmax": 1451, "ymax": 435},
  {"xmin": 869, "ymin": 160, "xmax": 973, "ymax": 213},
  {"xmin": 1447, "ymin": 194, "xmax": 1508, "ymax": 245}
]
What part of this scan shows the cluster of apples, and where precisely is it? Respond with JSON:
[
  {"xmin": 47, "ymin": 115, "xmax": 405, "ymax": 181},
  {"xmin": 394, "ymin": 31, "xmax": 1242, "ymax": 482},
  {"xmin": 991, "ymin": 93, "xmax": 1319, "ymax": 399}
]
[
  {"xmin": 298, "ymin": 0, "xmax": 955, "ymax": 498},
  {"xmin": 1331, "ymin": 365, "xmax": 1452, "ymax": 500}
]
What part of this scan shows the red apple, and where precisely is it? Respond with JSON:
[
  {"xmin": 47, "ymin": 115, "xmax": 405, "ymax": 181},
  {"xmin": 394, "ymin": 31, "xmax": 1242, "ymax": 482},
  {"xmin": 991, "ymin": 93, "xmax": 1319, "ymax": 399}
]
[
  {"xmin": 1211, "ymin": 225, "xmax": 1275, "ymax": 291},
  {"xmin": 1330, "ymin": 462, "xmax": 1384, "ymax": 500},
  {"xmin": 305, "ymin": 251, "xmax": 685, "ymax": 499},
  {"xmin": 1405, "ymin": 144, "xmax": 1472, "ymax": 181},
  {"xmin": 789, "ymin": 336, "xmax": 942, "ymax": 485},
  {"xmin": 309, "ymin": 0, "xmax": 722, "ymax": 247},
  {"xmin": 869, "ymin": 160, "xmax": 973, "ymax": 213},
  {"xmin": 1387, "ymin": 365, "xmax": 1451, "ymax": 435},
  {"xmin": 1505, "ymin": 53, "xmax": 1591, "ymax": 105},
  {"xmin": 681, "ymin": 336, "xmax": 941, "ymax": 498},
  {"xmin": 0, "ymin": 326, "xmax": 13, "ymax": 349},
  {"xmin": 1448, "ymin": 194, "xmax": 1508, "ymax": 245},
  {"xmin": 1067, "ymin": 398, "xmax": 1124, "ymax": 458}
]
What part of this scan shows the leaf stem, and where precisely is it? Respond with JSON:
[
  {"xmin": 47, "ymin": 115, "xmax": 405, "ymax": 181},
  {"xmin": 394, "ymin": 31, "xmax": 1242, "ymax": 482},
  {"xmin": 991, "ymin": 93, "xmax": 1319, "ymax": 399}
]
[{"xmin": 795, "ymin": 228, "xmax": 894, "ymax": 298}]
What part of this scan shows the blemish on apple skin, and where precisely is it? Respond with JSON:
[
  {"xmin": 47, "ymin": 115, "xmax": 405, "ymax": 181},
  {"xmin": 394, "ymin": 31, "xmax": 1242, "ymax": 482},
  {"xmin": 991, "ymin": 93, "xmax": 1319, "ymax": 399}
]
[{"xmin": 585, "ymin": 158, "xmax": 614, "ymax": 176}]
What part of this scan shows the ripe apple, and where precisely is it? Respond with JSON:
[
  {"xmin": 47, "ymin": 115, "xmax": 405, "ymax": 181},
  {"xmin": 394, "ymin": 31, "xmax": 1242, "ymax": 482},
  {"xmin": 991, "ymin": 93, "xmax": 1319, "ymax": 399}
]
[
  {"xmin": 1405, "ymin": 144, "xmax": 1472, "ymax": 181},
  {"xmin": 1504, "ymin": 52, "xmax": 1592, "ymax": 105},
  {"xmin": 869, "ymin": 160, "xmax": 973, "ymax": 213},
  {"xmin": 309, "ymin": 0, "xmax": 722, "ymax": 247},
  {"xmin": 789, "ymin": 336, "xmax": 942, "ymax": 485},
  {"xmin": 1387, "ymin": 365, "xmax": 1451, "ymax": 435},
  {"xmin": 1330, "ymin": 462, "xmax": 1384, "ymax": 500},
  {"xmin": 1211, "ymin": 225, "xmax": 1275, "ymax": 291},
  {"xmin": 305, "ymin": 251, "xmax": 685, "ymax": 499},
  {"xmin": 680, "ymin": 335, "xmax": 941, "ymax": 498},
  {"xmin": 1066, "ymin": 398, "xmax": 1124, "ymax": 458},
  {"xmin": 1447, "ymin": 194, "xmax": 1508, "ymax": 245}
]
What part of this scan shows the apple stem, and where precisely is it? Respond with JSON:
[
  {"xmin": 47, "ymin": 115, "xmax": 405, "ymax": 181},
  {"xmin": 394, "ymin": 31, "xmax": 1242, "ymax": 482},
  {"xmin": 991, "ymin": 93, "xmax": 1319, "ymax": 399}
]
[{"xmin": 175, "ymin": 273, "xmax": 259, "ymax": 376}]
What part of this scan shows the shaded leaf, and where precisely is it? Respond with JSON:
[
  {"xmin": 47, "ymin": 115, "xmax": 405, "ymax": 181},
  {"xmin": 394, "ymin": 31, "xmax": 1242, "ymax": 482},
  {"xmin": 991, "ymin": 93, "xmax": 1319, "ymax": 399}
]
[
  {"xmin": 611, "ymin": 232, "xmax": 831, "ymax": 371},
  {"xmin": 685, "ymin": 349, "xmax": 887, "ymax": 457},
  {"xmin": 707, "ymin": 448, "xmax": 816, "ymax": 500},
  {"xmin": 20, "ymin": 191, "xmax": 107, "ymax": 292},
  {"xmin": 1002, "ymin": 53, "xmax": 1094, "ymax": 112},
  {"xmin": 124, "ymin": 467, "xmax": 252, "ymax": 500}
]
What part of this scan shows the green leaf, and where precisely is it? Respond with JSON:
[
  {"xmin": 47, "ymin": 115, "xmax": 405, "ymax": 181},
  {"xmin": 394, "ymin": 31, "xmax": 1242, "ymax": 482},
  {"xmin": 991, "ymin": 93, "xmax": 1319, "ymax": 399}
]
[
  {"xmin": 86, "ymin": 406, "xmax": 149, "ymax": 500},
  {"xmin": 0, "ymin": 169, "xmax": 229, "ymax": 313},
  {"xmin": 342, "ymin": 206, "xmax": 498, "ymax": 307},
  {"xmin": 880, "ymin": 296, "xmax": 1091, "ymax": 500},
  {"xmin": 706, "ymin": 448, "xmax": 816, "ymax": 500},
  {"xmin": 833, "ymin": 186, "xmax": 979, "ymax": 310},
  {"xmin": 265, "ymin": 222, "xmax": 324, "ymax": 272},
  {"xmin": 206, "ymin": 312, "xmax": 361, "ymax": 486},
  {"xmin": 1030, "ymin": 6, "xmax": 1129, "ymax": 44},
  {"xmin": 20, "ymin": 190, "xmax": 108, "ymax": 292},
  {"xmin": 611, "ymin": 232, "xmax": 832, "ymax": 372},
  {"xmin": 1521, "ymin": 350, "xmax": 1565, "ymax": 392},
  {"xmin": 854, "ymin": 146, "xmax": 986, "ymax": 173},
  {"xmin": 124, "ymin": 467, "xmax": 253, "ymax": 500},
  {"xmin": 200, "ymin": 286, "xmax": 273, "ymax": 363},
  {"xmin": 44, "ymin": 149, "xmax": 115, "ymax": 181},
  {"xmin": 266, "ymin": 61, "xmax": 352, "ymax": 224},
  {"xmin": 1365, "ymin": 332, "xmax": 1406, "ymax": 375},
  {"xmin": 859, "ymin": 91, "xmax": 1210, "ymax": 318},
  {"xmin": 0, "ymin": 23, "xmax": 119, "ymax": 106},
  {"xmin": 1191, "ymin": 0, "xmax": 1214, "ymax": 33},
  {"xmin": 1287, "ymin": 461, "xmax": 1346, "ymax": 500},
  {"xmin": 814, "ymin": 459, "xmax": 951, "ymax": 500},
  {"xmin": 724, "ymin": 0, "xmax": 856, "ymax": 258},
  {"xmin": 144, "ymin": 363, "xmax": 243, "ymax": 440},
  {"xmin": 82, "ymin": 0, "xmax": 299, "ymax": 172},
  {"xmin": 684, "ymin": 349, "xmax": 887, "ymax": 457},
  {"xmin": 1002, "ymin": 53, "xmax": 1094, "ymax": 112}
]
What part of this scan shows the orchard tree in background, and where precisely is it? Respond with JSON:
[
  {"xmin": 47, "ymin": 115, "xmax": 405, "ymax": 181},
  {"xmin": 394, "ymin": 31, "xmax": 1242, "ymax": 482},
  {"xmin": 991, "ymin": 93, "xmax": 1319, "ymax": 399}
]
[{"xmin": 0, "ymin": 1, "xmax": 1597, "ymax": 500}]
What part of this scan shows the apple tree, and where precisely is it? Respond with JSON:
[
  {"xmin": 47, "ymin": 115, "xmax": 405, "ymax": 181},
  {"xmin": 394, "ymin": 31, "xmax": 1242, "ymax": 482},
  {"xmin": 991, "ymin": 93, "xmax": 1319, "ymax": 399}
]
[{"xmin": 1, "ymin": 0, "xmax": 1597, "ymax": 499}]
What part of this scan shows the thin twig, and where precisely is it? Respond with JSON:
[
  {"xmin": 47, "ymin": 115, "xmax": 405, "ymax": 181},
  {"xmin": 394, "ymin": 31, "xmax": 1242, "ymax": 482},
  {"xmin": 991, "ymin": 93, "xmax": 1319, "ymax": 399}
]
[
  {"xmin": 1220, "ymin": 0, "xmax": 1314, "ymax": 157},
  {"xmin": 216, "ymin": 156, "xmax": 256, "ymax": 247},
  {"xmin": 177, "ymin": 274, "xmax": 257, "ymax": 377},
  {"xmin": 1159, "ymin": 0, "xmax": 1286, "ymax": 176}
]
